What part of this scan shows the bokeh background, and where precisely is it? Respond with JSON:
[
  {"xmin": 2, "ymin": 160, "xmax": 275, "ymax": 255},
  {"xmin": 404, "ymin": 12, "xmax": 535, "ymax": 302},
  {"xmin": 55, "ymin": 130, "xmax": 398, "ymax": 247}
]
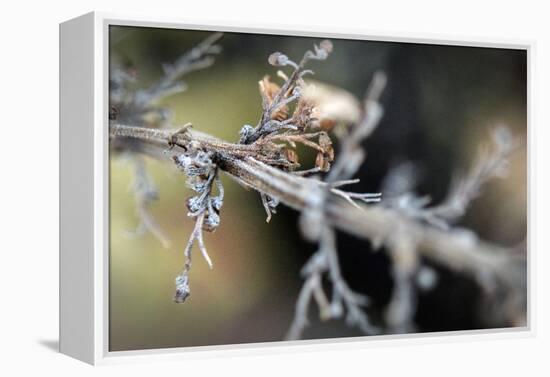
[{"xmin": 109, "ymin": 26, "xmax": 527, "ymax": 351}]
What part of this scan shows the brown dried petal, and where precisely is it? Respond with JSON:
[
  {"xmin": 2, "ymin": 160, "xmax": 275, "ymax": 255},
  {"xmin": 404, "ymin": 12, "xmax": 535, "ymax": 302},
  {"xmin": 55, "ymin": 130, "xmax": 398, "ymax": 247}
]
[
  {"xmin": 284, "ymin": 148, "xmax": 299, "ymax": 164},
  {"xmin": 259, "ymin": 76, "xmax": 288, "ymax": 121},
  {"xmin": 202, "ymin": 221, "xmax": 216, "ymax": 232},
  {"xmin": 326, "ymin": 146, "xmax": 335, "ymax": 162},
  {"xmin": 259, "ymin": 76, "xmax": 279, "ymax": 101},
  {"xmin": 318, "ymin": 132, "xmax": 334, "ymax": 161},
  {"xmin": 315, "ymin": 152, "xmax": 331, "ymax": 172},
  {"xmin": 318, "ymin": 132, "xmax": 332, "ymax": 149},
  {"xmin": 292, "ymin": 99, "xmax": 315, "ymax": 131},
  {"xmin": 318, "ymin": 118, "xmax": 336, "ymax": 132}
]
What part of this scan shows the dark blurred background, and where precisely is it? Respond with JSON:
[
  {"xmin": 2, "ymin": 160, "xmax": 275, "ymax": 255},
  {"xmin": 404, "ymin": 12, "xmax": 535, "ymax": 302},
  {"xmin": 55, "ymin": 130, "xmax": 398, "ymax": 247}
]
[{"xmin": 109, "ymin": 26, "xmax": 527, "ymax": 351}]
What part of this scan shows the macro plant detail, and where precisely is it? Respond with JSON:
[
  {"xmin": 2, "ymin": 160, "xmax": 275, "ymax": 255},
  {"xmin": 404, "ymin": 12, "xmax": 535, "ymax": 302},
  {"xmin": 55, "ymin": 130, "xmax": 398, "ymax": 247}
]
[{"xmin": 109, "ymin": 33, "xmax": 526, "ymax": 341}]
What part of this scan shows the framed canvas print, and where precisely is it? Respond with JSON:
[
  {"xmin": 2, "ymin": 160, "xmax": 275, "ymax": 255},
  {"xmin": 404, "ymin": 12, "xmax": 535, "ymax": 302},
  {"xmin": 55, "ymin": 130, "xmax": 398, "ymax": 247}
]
[{"xmin": 60, "ymin": 12, "xmax": 531, "ymax": 365}]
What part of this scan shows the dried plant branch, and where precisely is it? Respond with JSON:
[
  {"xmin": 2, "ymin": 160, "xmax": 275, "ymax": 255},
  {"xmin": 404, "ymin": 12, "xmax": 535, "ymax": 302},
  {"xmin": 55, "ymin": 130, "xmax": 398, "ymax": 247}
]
[
  {"xmin": 382, "ymin": 126, "xmax": 516, "ymax": 231},
  {"xmin": 109, "ymin": 119, "xmax": 524, "ymax": 329},
  {"xmin": 171, "ymin": 140, "xmax": 224, "ymax": 302},
  {"xmin": 327, "ymin": 71, "xmax": 386, "ymax": 182},
  {"xmin": 135, "ymin": 32, "xmax": 223, "ymax": 107},
  {"xmin": 109, "ymin": 123, "xmax": 522, "ymax": 279},
  {"xmin": 430, "ymin": 126, "xmax": 516, "ymax": 224},
  {"xmin": 239, "ymin": 40, "xmax": 333, "ymax": 145},
  {"xmin": 287, "ymin": 70, "xmax": 387, "ymax": 337},
  {"xmin": 109, "ymin": 36, "xmax": 526, "ymax": 339},
  {"xmin": 384, "ymin": 233, "xmax": 419, "ymax": 333},
  {"xmin": 111, "ymin": 123, "xmax": 525, "ymax": 333},
  {"xmin": 127, "ymin": 155, "xmax": 171, "ymax": 248},
  {"xmin": 110, "ymin": 33, "xmax": 223, "ymax": 255}
]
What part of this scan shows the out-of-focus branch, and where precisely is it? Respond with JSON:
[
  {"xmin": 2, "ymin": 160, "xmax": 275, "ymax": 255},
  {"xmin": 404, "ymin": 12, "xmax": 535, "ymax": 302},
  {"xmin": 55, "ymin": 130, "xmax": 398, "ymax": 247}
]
[
  {"xmin": 110, "ymin": 33, "xmax": 223, "ymax": 252},
  {"xmin": 134, "ymin": 32, "xmax": 223, "ymax": 107},
  {"xmin": 429, "ymin": 126, "xmax": 516, "ymax": 224},
  {"xmin": 109, "ymin": 123, "xmax": 524, "ymax": 293},
  {"xmin": 127, "ymin": 155, "xmax": 171, "ymax": 248}
]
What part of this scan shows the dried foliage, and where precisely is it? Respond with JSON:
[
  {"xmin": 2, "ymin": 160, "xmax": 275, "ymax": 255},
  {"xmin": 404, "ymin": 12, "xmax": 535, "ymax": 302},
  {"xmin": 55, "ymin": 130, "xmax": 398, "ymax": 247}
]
[{"xmin": 109, "ymin": 34, "xmax": 526, "ymax": 339}]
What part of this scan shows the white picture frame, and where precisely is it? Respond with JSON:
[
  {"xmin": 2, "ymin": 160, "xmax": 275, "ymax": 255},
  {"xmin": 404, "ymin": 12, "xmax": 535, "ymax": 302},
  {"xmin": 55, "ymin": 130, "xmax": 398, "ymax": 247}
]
[{"xmin": 60, "ymin": 11, "xmax": 533, "ymax": 365}]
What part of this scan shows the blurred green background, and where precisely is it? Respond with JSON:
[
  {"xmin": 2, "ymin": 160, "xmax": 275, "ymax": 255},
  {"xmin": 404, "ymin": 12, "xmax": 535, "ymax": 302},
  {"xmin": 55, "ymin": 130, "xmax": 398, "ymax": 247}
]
[{"xmin": 109, "ymin": 26, "xmax": 527, "ymax": 351}]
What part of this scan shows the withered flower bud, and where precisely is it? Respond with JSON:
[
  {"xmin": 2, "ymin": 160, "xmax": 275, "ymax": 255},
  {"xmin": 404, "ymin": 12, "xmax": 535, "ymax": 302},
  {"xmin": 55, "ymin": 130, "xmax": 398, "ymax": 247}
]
[
  {"xmin": 268, "ymin": 52, "xmax": 289, "ymax": 66},
  {"xmin": 319, "ymin": 40, "xmax": 333, "ymax": 54}
]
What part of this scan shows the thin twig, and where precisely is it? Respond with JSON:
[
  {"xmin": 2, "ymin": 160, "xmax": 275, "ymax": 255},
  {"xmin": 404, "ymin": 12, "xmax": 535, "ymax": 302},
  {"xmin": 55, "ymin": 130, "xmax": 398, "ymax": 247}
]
[{"xmin": 129, "ymin": 156, "xmax": 171, "ymax": 248}]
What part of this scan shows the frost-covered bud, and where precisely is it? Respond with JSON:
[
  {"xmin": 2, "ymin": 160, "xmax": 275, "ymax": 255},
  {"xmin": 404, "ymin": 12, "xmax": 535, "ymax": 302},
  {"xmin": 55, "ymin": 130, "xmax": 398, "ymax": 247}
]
[
  {"xmin": 319, "ymin": 40, "xmax": 333, "ymax": 54},
  {"xmin": 239, "ymin": 124, "xmax": 255, "ymax": 143},
  {"xmin": 211, "ymin": 196, "xmax": 223, "ymax": 211},
  {"xmin": 192, "ymin": 178, "xmax": 210, "ymax": 193},
  {"xmin": 267, "ymin": 196, "xmax": 279, "ymax": 210},
  {"xmin": 195, "ymin": 150, "xmax": 213, "ymax": 166},
  {"xmin": 203, "ymin": 210, "xmax": 220, "ymax": 232},
  {"xmin": 175, "ymin": 155, "xmax": 198, "ymax": 177},
  {"xmin": 186, "ymin": 196, "xmax": 203, "ymax": 213},
  {"xmin": 268, "ymin": 52, "xmax": 289, "ymax": 66},
  {"xmin": 173, "ymin": 273, "xmax": 190, "ymax": 303},
  {"xmin": 185, "ymin": 165, "xmax": 200, "ymax": 177},
  {"xmin": 416, "ymin": 266, "xmax": 438, "ymax": 291},
  {"xmin": 175, "ymin": 154, "xmax": 192, "ymax": 169},
  {"xmin": 307, "ymin": 40, "xmax": 333, "ymax": 61},
  {"xmin": 314, "ymin": 47, "xmax": 328, "ymax": 60}
]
